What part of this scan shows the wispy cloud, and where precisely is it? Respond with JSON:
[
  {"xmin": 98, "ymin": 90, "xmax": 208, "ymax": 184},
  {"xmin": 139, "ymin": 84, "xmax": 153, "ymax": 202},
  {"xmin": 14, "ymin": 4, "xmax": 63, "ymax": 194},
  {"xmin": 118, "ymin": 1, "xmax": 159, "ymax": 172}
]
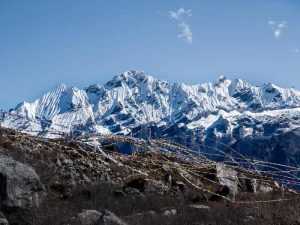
[
  {"xmin": 268, "ymin": 20, "xmax": 288, "ymax": 39},
  {"xmin": 169, "ymin": 8, "xmax": 192, "ymax": 20},
  {"xmin": 177, "ymin": 22, "xmax": 193, "ymax": 43},
  {"xmin": 292, "ymin": 48, "xmax": 300, "ymax": 54},
  {"xmin": 169, "ymin": 8, "xmax": 193, "ymax": 44}
]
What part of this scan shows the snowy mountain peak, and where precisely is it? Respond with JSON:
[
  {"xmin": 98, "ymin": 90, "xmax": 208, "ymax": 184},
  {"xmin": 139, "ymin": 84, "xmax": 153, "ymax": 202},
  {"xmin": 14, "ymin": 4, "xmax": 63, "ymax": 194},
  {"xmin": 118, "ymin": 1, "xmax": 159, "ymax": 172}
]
[
  {"xmin": 2, "ymin": 71, "xmax": 300, "ymax": 138},
  {"xmin": 105, "ymin": 70, "xmax": 158, "ymax": 88},
  {"xmin": 119, "ymin": 70, "xmax": 149, "ymax": 81},
  {"xmin": 56, "ymin": 83, "xmax": 68, "ymax": 92},
  {"xmin": 228, "ymin": 78, "xmax": 252, "ymax": 95},
  {"xmin": 215, "ymin": 74, "xmax": 228, "ymax": 84}
]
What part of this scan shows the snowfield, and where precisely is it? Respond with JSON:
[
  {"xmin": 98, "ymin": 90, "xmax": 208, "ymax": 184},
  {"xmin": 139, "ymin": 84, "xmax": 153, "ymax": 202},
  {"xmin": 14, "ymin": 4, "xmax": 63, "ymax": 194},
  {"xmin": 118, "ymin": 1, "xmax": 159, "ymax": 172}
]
[{"xmin": 1, "ymin": 70, "xmax": 300, "ymax": 139}]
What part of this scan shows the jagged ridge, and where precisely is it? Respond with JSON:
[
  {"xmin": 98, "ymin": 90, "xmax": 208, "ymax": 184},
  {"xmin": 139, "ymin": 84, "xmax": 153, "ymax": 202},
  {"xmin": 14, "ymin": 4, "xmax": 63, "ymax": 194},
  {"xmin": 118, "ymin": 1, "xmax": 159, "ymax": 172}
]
[
  {"xmin": 2, "ymin": 70, "xmax": 300, "ymax": 138},
  {"xmin": 2, "ymin": 70, "xmax": 300, "ymax": 172}
]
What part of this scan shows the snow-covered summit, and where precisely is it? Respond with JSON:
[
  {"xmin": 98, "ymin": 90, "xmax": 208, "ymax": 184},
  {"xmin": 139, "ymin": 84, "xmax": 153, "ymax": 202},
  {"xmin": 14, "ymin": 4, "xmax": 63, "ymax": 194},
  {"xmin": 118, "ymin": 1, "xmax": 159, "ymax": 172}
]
[{"xmin": 2, "ymin": 70, "xmax": 300, "ymax": 137}]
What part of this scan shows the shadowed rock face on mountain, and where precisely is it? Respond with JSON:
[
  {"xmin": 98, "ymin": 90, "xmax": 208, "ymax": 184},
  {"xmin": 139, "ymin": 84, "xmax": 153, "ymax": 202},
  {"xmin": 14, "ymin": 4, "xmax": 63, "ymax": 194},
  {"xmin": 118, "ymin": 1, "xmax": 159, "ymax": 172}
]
[{"xmin": 1, "ymin": 70, "xmax": 300, "ymax": 168}]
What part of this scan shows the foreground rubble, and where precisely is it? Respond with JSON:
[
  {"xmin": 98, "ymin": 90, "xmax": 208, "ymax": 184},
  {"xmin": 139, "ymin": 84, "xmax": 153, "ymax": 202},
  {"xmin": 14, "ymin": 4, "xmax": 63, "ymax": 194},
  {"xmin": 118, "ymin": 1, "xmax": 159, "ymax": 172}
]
[{"xmin": 0, "ymin": 127, "xmax": 299, "ymax": 225}]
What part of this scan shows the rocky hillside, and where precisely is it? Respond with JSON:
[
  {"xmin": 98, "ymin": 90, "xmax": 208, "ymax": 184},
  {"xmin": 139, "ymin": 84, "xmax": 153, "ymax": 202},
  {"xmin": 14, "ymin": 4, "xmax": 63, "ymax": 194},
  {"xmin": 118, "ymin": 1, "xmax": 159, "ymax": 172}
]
[{"xmin": 0, "ymin": 127, "xmax": 299, "ymax": 225}]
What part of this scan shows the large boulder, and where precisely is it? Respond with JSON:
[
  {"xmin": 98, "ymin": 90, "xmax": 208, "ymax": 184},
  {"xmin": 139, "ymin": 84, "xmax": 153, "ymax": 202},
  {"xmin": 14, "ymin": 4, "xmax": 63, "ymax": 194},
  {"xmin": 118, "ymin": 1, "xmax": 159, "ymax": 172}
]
[
  {"xmin": 99, "ymin": 210, "xmax": 128, "ymax": 225},
  {"xmin": 216, "ymin": 163, "xmax": 238, "ymax": 198},
  {"xmin": 76, "ymin": 209, "xmax": 128, "ymax": 225},
  {"xmin": 0, "ymin": 155, "xmax": 45, "ymax": 210},
  {"xmin": 216, "ymin": 163, "xmax": 275, "ymax": 200},
  {"xmin": 0, "ymin": 212, "xmax": 8, "ymax": 225},
  {"xmin": 77, "ymin": 210, "xmax": 102, "ymax": 225}
]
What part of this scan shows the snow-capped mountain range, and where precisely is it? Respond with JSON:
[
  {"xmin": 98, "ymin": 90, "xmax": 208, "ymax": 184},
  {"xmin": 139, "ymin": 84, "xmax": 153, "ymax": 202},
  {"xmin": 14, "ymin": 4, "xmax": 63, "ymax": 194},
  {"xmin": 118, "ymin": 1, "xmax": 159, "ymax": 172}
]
[
  {"xmin": 1, "ymin": 70, "xmax": 300, "ymax": 138},
  {"xmin": 2, "ymin": 70, "xmax": 300, "ymax": 166}
]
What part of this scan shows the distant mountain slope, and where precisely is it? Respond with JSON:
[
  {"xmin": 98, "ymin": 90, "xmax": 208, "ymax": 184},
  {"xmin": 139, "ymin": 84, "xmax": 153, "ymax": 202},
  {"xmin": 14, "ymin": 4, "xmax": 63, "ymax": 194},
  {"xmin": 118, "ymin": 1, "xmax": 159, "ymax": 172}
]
[{"xmin": 2, "ymin": 70, "xmax": 300, "ymax": 167}]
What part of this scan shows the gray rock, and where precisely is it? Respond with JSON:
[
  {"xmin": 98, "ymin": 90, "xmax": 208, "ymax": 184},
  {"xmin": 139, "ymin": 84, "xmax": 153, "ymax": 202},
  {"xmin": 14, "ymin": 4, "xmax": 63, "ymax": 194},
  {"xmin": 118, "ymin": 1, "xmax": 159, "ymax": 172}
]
[
  {"xmin": 162, "ymin": 209, "xmax": 177, "ymax": 217},
  {"xmin": 77, "ymin": 210, "xmax": 102, "ymax": 225},
  {"xmin": 99, "ymin": 210, "xmax": 128, "ymax": 225},
  {"xmin": 0, "ymin": 218, "xmax": 9, "ymax": 225},
  {"xmin": 77, "ymin": 210, "xmax": 128, "ymax": 225},
  {"xmin": 188, "ymin": 204, "xmax": 210, "ymax": 210},
  {"xmin": 0, "ymin": 155, "xmax": 45, "ymax": 210},
  {"xmin": 252, "ymin": 179, "xmax": 273, "ymax": 193},
  {"xmin": 216, "ymin": 163, "xmax": 274, "ymax": 198},
  {"xmin": 216, "ymin": 163, "xmax": 238, "ymax": 199},
  {"xmin": 0, "ymin": 212, "xmax": 9, "ymax": 225}
]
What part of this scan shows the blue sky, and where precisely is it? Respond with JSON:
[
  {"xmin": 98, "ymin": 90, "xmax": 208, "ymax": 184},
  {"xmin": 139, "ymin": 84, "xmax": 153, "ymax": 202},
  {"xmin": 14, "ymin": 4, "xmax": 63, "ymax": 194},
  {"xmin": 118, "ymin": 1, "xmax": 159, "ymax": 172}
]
[{"xmin": 0, "ymin": 0, "xmax": 300, "ymax": 109}]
